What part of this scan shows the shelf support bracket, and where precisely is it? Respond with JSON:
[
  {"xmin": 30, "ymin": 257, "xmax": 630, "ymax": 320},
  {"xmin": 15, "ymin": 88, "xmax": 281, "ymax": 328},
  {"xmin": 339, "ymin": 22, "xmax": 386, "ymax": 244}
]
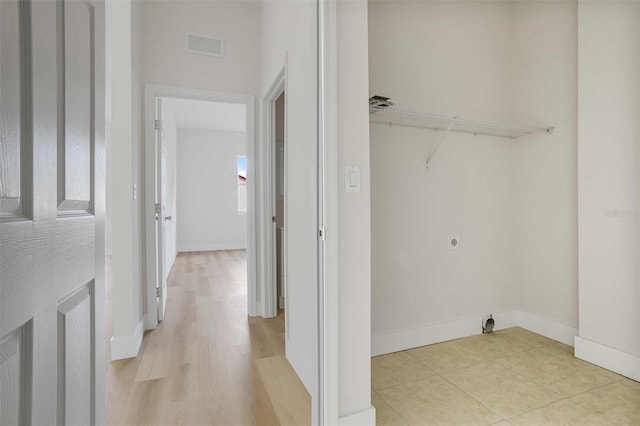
[{"xmin": 426, "ymin": 118, "xmax": 456, "ymax": 168}]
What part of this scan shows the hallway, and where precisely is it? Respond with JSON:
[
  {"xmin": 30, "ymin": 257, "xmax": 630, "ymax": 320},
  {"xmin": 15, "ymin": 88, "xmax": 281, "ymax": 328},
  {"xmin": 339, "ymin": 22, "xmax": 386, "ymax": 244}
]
[{"xmin": 106, "ymin": 251, "xmax": 310, "ymax": 425}]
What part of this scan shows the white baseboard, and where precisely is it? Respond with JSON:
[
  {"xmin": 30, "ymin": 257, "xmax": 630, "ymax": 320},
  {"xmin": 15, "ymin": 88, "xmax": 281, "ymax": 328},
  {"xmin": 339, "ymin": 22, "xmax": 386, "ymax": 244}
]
[
  {"xmin": 177, "ymin": 242, "xmax": 246, "ymax": 252},
  {"xmin": 493, "ymin": 310, "xmax": 519, "ymax": 330},
  {"xmin": 143, "ymin": 312, "xmax": 157, "ymax": 330},
  {"xmin": 575, "ymin": 336, "xmax": 640, "ymax": 381},
  {"xmin": 339, "ymin": 406, "xmax": 376, "ymax": 426},
  {"xmin": 371, "ymin": 310, "xmax": 581, "ymax": 356},
  {"xmin": 110, "ymin": 318, "xmax": 145, "ymax": 361},
  {"xmin": 517, "ymin": 311, "xmax": 578, "ymax": 346},
  {"xmin": 372, "ymin": 310, "xmax": 518, "ymax": 356},
  {"xmin": 286, "ymin": 339, "xmax": 316, "ymax": 397},
  {"xmin": 166, "ymin": 250, "xmax": 177, "ymax": 277}
]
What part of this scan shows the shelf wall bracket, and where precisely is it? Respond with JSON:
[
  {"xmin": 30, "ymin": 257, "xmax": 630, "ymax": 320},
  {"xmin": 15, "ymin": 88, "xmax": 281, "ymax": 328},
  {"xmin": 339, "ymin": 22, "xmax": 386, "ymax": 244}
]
[{"xmin": 425, "ymin": 118, "xmax": 456, "ymax": 169}]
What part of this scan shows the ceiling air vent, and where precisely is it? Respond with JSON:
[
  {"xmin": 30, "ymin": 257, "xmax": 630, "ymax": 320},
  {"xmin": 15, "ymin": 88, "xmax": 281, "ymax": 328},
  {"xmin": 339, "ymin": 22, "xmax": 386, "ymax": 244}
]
[{"xmin": 185, "ymin": 33, "xmax": 224, "ymax": 58}]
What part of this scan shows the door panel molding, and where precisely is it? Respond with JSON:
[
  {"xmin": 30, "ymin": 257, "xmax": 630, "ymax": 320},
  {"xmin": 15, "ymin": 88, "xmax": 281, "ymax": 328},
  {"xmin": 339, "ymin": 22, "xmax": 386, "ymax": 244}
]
[
  {"xmin": 0, "ymin": 321, "xmax": 33, "ymax": 426},
  {"xmin": 0, "ymin": 0, "xmax": 33, "ymax": 221},
  {"xmin": 57, "ymin": 0, "xmax": 94, "ymax": 216},
  {"xmin": 57, "ymin": 283, "xmax": 94, "ymax": 426},
  {"xmin": 0, "ymin": 218, "xmax": 95, "ymax": 334}
]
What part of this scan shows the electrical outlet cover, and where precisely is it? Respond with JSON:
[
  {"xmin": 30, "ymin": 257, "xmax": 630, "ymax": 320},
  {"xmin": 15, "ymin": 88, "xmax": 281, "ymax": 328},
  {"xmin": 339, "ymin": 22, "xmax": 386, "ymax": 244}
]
[{"xmin": 447, "ymin": 235, "xmax": 460, "ymax": 250}]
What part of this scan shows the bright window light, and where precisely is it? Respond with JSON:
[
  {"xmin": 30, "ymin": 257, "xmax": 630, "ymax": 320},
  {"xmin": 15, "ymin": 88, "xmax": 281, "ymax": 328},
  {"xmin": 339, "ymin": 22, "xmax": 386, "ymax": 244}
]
[{"xmin": 237, "ymin": 155, "xmax": 247, "ymax": 214}]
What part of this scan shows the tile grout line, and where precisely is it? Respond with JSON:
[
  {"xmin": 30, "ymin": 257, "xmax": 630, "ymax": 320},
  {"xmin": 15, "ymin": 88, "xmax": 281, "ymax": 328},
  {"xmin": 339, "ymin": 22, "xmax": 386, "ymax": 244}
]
[
  {"xmin": 435, "ymin": 372, "xmax": 504, "ymax": 424},
  {"xmin": 565, "ymin": 378, "xmax": 620, "ymax": 400},
  {"xmin": 372, "ymin": 370, "xmax": 439, "ymax": 392},
  {"xmin": 502, "ymin": 396, "xmax": 574, "ymax": 422},
  {"xmin": 436, "ymin": 355, "xmax": 575, "ymax": 421},
  {"xmin": 502, "ymin": 378, "xmax": 625, "ymax": 424},
  {"xmin": 371, "ymin": 388, "xmax": 410, "ymax": 426}
]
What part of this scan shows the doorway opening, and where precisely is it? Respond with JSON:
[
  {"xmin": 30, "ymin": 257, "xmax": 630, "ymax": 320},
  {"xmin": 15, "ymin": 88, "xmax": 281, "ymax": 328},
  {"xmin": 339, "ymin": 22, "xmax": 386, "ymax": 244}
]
[
  {"xmin": 274, "ymin": 91, "xmax": 286, "ymax": 313},
  {"xmin": 143, "ymin": 85, "xmax": 257, "ymax": 329},
  {"xmin": 157, "ymin": 97, "xmax": 248, "ymax": 320},
  {"xmin": 262, "ymin": 69, "xmax": 286, "ymax": 320}
]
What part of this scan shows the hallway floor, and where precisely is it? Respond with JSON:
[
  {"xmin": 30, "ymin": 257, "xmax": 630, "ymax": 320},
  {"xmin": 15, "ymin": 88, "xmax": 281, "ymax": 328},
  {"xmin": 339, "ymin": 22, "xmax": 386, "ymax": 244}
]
[
  {"xmin": 106, "ymin": 250, "xmax": 310, "ymax": 426},
  {"xmin": 372, "ymin": 327, "xmax": 640, "ymax": 425}
]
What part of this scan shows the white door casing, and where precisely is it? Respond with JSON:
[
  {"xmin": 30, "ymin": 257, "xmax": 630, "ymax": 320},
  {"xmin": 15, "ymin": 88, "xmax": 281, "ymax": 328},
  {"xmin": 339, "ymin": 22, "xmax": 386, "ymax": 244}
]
[
  {"xmin": 318, "ymin": 0, "xmax": 339, "ymax": 423},
  {"xmin": 0, "ymin": 0, "xmax": 106, "ymax": 424},
  {"xmin": 144, "ymin": 85, "xmax": 257, "ymax": 329}
]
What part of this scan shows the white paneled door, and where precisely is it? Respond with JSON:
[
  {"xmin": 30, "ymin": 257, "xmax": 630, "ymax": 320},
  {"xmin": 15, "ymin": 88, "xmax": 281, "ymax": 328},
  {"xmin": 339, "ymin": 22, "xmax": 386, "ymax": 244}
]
[
  {"xmin": 155, "ymin": 98, "xmax": 168, "ymax": 322},
  {"xmin": 0, "ymin": 0, "xmax": 105, "ymax": 424}
]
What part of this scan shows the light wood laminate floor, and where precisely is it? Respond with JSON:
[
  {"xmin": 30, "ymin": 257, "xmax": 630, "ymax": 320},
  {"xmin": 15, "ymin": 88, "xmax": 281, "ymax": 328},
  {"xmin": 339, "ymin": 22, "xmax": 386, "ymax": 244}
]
[
  {"xmin": 106, "ymin": 250, "xmax": 310, "ymax": 426},
  {"xmin": 373, "ymin": 327, "xmax": 640, "ymax": 425}
]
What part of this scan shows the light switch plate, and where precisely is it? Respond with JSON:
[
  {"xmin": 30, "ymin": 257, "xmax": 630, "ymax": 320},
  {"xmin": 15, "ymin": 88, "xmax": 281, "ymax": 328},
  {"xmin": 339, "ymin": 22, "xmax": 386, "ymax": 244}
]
[{"xmin": 344, "ymin": 165, "xmax": 360, "ymax": 193}]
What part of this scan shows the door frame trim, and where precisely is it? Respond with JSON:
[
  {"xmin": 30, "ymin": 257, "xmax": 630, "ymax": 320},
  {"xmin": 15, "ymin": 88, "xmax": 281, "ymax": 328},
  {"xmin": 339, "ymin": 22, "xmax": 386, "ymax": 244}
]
[
  {"xmin": 143, "ymin": 84, "xmax": 258, "ymax": 329},
  {"xmin": 261, "ymin": 68, "xmax": 285, "ymax": 319},
  {"xmin": 318, "ymin": 0, "xmax": 339, "ymax": 423}
]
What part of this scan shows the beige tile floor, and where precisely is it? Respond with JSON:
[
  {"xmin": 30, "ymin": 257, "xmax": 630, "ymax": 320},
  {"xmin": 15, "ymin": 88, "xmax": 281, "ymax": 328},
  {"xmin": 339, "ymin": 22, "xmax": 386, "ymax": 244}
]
[{"xmin": 372, "ymin": 327, "xmax": 640, "ymax": 425}]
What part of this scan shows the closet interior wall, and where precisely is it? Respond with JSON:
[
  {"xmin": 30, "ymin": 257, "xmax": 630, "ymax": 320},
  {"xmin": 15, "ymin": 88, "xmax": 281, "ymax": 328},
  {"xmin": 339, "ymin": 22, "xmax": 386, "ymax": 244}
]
[
  {"xmin": 576, "ymin": 1, "xmax": 640, "ymax": 379},
  {"xmin": 369, "ymin": 1, "xmax": 578, "ymax": 355},
  {"xmin": 512, "ymin": 2, "xmax": 578, "ymax": 332}
]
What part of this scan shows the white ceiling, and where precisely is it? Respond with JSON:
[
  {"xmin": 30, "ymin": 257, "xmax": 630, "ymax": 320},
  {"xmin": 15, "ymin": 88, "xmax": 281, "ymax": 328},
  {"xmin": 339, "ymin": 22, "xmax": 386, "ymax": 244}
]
[{"xmin": 163, "ymin": 98, "xmax": 246, "ymax": 132}]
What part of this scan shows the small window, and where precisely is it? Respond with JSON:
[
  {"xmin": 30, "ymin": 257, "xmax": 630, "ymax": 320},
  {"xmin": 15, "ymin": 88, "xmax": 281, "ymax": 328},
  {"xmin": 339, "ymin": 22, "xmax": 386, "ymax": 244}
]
[{"xmin": 237, "ymin": 155, "xmax": 247, "ymax": 214}]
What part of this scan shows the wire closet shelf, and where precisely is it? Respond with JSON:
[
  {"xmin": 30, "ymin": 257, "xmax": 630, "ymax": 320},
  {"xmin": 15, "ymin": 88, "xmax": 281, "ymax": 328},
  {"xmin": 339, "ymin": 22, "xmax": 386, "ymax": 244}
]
[{"xmin": 369, "ymin": 106, "xmax": 554, "ymax": 139}]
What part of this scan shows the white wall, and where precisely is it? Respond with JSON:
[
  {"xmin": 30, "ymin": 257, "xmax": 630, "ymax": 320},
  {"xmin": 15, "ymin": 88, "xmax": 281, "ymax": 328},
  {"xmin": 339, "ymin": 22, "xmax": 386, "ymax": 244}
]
[
  {"xmin": 105, "ymin": 132, "xmax": 112, "ymax": 255},
  {"xmin": 576, "ymin": 1, "xmax": 640, "ymax": 380},
  {"xmin": 176, "ymin": 128, "xmax": 247, "ymax": 252},
  {"xmin": 337, "ymin": 0, "xmax": 373, "ymax": 419},
  {"xmin": 369, "ymin": 1, "xmax": 518, "ymax": 340},
  {"xmin": 512, "ymin": 2, "xmax": 578, "ymax": 329},
  {"xmin": 142, "ymin": 0, "xmax": 260, "ymax": 95},
  {"xmin": 105, "ymin": 17, "xmax": 112, "ymax": 257},
  {"xmin": 109, "ymin": 0, "xmax": 145, "ymax": 360},
  {"xmin": 260, "ymin": 0, "xmax": 319, "ymax": 418},
  {"xmin": 132, "ymin": 0, "xmax": 145, "ymax": 322},
  {"xmin": 105, "ymin": 149, "xmax": 112, "ymax": 258}
]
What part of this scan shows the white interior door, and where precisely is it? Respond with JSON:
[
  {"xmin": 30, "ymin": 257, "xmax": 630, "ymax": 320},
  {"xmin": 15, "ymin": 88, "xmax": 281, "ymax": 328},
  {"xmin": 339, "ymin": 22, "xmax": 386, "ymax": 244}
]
[
  {"xmin": 270, "ymin": 104, "xmax": 278, "ymax": 314},
  {"xmin": 0, "ymin": 0, "xmax": 105, "ymax": 424},
  {"xmin": 154, "ymin": 98, "xmax": 168, "ymax": 321},
  {"xmin": 265, "ymin": 82, "xmax": 285, "ymax": 318},
  {"xmin": 277, "ymin": 93, "xmax": 286, "ymax": 311},
  {"xmin": 277, "ymin": 144, "xmax": 286, "ymax": 310}
]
